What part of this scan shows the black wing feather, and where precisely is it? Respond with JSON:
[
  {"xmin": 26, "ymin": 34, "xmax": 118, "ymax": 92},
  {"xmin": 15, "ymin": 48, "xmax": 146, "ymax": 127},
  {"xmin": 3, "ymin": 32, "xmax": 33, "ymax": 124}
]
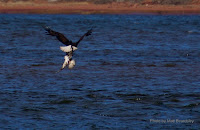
[
  {"xmin": 44, "ymin": 26, "xmax": 92, "ymax": 47},
  {"xmin": 73, "ymin": 29, "xmax": 92, "ymax": 47},
  {"xmin": 44, "ymin": 26, "xmax": 72, "ymax": 46}
]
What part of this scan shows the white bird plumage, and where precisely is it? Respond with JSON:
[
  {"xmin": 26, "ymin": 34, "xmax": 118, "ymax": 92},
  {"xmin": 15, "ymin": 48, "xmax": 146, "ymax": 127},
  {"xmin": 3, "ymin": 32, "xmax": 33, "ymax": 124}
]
[
  {"xmin": 68, "ymin": 59, "xmax": 75, "ymax": 69},
  {"xmin": 60, "ymin": 45, "xmax": 78, "ymax": 53},
  {"xmin": 61, "ymin": 55, "xmax": 70, "ymax": 70},
  {"xmin": 60, "ymin": 46, "xmax": 77, "ymax": 71},
  {"xmin": 44, "ymin": 26, "xmax": 92, "ymax": 72}
]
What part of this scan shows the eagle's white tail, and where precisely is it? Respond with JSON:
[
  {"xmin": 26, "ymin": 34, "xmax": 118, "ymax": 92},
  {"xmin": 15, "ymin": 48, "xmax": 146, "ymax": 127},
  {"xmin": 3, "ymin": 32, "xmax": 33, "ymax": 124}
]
[{"xmin": 60, "ymin": 45, "xmax": 78, "ymax": 53}]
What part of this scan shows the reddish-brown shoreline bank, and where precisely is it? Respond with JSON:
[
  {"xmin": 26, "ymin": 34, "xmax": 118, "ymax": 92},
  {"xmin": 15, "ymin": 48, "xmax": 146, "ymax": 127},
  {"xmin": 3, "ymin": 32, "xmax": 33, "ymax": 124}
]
[{"xmin": 1, "ymin": 2, "xmax": 200, "ymax": 14}]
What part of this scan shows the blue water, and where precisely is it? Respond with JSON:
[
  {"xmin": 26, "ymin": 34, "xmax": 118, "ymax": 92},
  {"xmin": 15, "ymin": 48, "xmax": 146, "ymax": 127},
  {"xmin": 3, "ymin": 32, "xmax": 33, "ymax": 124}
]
[{"xmin": 0, "ymin": 14, "xmax": 199, "ymax": 129}]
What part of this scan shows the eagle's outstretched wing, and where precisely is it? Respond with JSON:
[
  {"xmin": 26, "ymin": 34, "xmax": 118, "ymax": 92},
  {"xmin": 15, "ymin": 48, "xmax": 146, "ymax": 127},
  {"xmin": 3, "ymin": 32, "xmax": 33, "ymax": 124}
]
[
  {"xmin": 44, "ymin": 26, "xmax": 72, "ymax": 46},
  {"xmin": 73, "ymin": 29, "xmax": 92, "ymax": 47}
]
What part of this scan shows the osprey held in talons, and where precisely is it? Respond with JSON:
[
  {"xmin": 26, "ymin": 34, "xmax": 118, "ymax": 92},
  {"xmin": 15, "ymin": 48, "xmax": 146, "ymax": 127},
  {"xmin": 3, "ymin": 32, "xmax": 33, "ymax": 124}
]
[{"xmin": 44, "ymin": 26, "xmax": 92, "ymax": 72}]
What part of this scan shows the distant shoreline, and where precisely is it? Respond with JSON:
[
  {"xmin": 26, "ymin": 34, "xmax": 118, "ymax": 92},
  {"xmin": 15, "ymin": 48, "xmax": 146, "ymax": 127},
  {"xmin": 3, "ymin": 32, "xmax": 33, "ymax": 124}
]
[{"xmin": 1, "ymin": 2, "xmax": 200, "ymax": 15}]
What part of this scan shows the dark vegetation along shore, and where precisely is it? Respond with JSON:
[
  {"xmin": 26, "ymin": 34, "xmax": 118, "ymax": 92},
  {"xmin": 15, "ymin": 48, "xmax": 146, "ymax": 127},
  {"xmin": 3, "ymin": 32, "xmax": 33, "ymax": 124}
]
[
  {"xmin": 0, "ymin": 0, "xmax": 197, "ymax": 5},
  {"xmin": 0, "ymin": 0, "xmax": 200, "ymax": 14}
]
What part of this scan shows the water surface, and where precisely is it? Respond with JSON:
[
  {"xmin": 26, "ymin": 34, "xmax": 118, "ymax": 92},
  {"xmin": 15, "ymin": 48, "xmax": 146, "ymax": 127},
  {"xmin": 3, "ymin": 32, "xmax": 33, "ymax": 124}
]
[{"xmin": 0, "ymin": 14, "xmax": 199, "ymax": 129}]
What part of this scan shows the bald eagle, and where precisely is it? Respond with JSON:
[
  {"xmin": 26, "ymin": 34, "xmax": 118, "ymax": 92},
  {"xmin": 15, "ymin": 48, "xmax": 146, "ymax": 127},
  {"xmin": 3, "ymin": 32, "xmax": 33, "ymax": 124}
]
[{"xmin": 44, "ymin": 26, "xmax": 92, "ymax": 72}]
